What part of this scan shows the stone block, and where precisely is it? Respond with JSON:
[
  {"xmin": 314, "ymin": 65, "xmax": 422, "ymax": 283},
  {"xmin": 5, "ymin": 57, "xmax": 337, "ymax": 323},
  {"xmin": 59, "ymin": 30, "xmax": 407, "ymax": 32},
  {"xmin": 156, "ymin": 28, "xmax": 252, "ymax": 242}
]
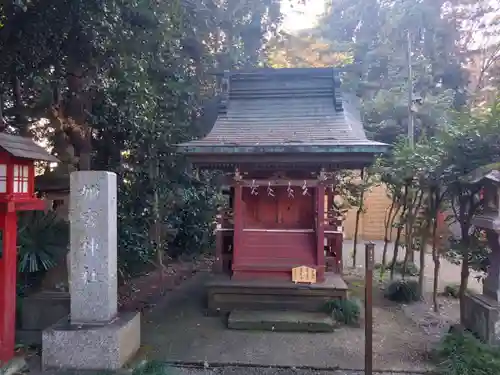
[
  {"xmin": 463, "ymin": 292, "xmax": 500, "ymax": 345},
  {"xmin": 228, "ymin": 310, "xmax": 335, "ymax": 332},
  {"xmin": 69, "ymin": 171, "xmax": 118, "ymax": 324},
  {"xmin": 42, "ymin": 312, "xmax": 140, "ymax": 370},
  {"xmin": 21, "ymin": 291, "xmax": 70, "ymax": 331}
]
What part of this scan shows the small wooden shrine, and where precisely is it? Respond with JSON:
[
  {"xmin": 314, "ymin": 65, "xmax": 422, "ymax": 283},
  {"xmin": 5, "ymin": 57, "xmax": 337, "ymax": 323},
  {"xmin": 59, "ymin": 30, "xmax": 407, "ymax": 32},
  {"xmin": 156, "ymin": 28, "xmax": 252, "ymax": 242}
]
[{"xmin": 178, "ymin": 68, "xmax": 387, "ymax": 312}]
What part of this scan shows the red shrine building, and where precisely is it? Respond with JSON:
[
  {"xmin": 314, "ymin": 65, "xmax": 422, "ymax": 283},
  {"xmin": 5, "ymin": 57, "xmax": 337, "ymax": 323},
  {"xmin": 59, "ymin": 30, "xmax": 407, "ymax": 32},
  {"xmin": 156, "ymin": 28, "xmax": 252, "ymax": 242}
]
[{"xmin": 178, "ymin": 67, "xmax": 387, "ymax": 312}]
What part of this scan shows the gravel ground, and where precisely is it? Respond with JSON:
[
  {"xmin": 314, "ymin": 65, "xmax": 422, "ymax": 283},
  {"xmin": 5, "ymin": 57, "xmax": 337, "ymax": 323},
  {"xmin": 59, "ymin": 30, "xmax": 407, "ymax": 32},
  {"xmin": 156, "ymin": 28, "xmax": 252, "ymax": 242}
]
[
  {"xmin": 402, "ymin": 298, "xmax": 460, "ymax": 346},
  {"xmin": 30, "ymin": 365, "xmax": 430, "ymax": 375},
  {"xmin": 342, "ymin": 240, "xmax": 482, "ymax": 295},
  {"xmin": 344, "ymin": 240, "xmax": 480, "ymax": 347},
  {"xmin": 169, "ymin": 366, "xmax": 429, "ymax": 375},
  {"xmin": 141, "ymin": 272, "xmax": 432, "ymax": 372}
]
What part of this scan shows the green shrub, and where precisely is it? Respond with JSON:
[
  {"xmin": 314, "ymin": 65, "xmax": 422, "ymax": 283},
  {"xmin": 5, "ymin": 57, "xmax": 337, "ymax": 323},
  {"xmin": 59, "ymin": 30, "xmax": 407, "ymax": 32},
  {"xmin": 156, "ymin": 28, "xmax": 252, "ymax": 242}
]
[
  {"xmin": 443, "ymin": 284, "xmax": 460, "ymax": 298},
  {"xmin": 434, "ymin": 328, "xmax": 500, "ymax": 375},
  {"xmin": 374, "ymin": 260, "xmax": 420, "ymax": 276},
  {"xmin": 324, "ymin": 298, "xmax": 360, "ymax": 326},
  {"xmin": 384, "ymin": 279, "xmax": 421, "ymax": 303}
]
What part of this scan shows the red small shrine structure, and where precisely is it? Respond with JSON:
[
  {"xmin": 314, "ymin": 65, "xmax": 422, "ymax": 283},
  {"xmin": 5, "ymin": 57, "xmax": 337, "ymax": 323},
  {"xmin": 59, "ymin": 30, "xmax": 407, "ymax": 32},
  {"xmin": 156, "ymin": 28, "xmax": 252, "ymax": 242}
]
[
  {"xmin": 178, "ymin": 68, "xmax": 387, "ymax": 312},
  {"xmin": 0, "ymin": 133, "xmax": 59, "ymax": 363}
]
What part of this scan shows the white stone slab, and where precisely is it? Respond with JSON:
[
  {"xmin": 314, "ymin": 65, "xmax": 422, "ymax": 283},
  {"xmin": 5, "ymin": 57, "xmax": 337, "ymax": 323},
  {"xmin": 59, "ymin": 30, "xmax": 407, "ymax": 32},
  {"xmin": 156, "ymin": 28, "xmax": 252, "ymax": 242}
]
[{"xmin": 69, "ymin": 171, "xmax": 118, "ymax": 324}]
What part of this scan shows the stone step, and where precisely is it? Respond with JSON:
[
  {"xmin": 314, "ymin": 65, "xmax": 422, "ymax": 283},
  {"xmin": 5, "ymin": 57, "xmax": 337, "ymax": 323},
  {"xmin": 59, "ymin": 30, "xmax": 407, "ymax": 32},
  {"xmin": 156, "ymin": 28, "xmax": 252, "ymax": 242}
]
[{"xmin": 227, "ymin": 310, "xmax": 335, "ymax": 332}]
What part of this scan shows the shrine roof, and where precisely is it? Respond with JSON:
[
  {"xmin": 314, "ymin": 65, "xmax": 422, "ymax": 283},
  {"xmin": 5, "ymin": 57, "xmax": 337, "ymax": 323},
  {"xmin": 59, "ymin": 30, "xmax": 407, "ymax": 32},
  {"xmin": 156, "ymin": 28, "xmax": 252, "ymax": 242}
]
[
  {"xmin": 0, "ymin": 133, "xmax": 59, "ymax": 162},
  {"xmin": 178, "ymin": 68, "xmax": 387, "ymax": 160}
]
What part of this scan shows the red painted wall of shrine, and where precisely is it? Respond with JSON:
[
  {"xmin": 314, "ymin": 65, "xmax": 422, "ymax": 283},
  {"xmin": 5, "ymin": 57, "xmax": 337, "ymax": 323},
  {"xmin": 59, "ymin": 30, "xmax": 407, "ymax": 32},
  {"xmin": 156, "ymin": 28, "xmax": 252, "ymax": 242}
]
[{"xmin": 232, "ymin": 186, "xmax": 319, "ymax": 280}]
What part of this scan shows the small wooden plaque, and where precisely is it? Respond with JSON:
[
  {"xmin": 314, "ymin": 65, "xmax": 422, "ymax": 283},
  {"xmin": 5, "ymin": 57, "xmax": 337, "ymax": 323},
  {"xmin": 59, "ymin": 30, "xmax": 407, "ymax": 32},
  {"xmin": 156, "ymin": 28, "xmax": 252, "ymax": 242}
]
[{"xmin": 292, "ymin": 266, "xmax": 317, "ymax": 284}]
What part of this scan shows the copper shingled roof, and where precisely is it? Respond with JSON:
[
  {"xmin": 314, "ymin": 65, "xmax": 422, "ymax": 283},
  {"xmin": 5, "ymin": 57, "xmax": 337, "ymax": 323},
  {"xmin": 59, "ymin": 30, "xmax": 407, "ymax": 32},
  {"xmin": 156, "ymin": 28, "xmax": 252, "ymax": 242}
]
[
  {"xmin": 179, "ymin": 68, "xmax": 386, "ymax": 152},
  {"xmin": 0, "ymin": 133, "xmax": 59, "ymax": 162}
]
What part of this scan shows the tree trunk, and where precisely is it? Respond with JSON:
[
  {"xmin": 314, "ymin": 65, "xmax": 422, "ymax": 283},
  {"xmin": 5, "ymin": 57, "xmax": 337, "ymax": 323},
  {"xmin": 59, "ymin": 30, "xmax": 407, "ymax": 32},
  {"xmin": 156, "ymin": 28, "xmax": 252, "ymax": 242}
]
[
  {"xmin": 418, "ymin": 227, "xmax": 429, "ymax": 298},
  {"xmin": 0, "ymin": 86, "xmax": 5, "ymax": 131},
  {"xmin": 352, "ymin": 168, "xmax": 365, "ymax": 268},
  {"xmin": 390, "ymin": 184, "xmax": 409, "ymax": 280},
  {"xmin": 380, "ymin": 198, "xmax": 398, "ymax": 280},
  {"xmin": 390, "ymin": 224, "xmax": 403, "ymax": 280},
  {"xmin": 431, "ymin": 216, "xmax": 440, "ymax": 311},
  {"xmin": 12, "ymin": 75, "xmax": 31, "ymax": 137},
  {"xmin": 405, "ymin": 190, "xmax": 424, "ymax": 267},
  {"xmin": 65, "ymin": 61, "xmax": 92, "ymax": 170},
  {"xmin": 458, "ymin": 195, "xmax": 473, "ymax": 325},
  {"xmin": 352, "ymin": 205, "xmax": 363, "ymax": 268}
]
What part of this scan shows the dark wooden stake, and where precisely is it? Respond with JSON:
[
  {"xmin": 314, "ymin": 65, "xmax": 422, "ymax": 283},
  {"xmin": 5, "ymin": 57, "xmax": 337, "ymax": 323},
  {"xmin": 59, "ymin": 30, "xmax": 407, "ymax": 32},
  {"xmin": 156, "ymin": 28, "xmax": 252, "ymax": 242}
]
[{"xmin": 365, "ymin": 242, "xmax": 375, "ymax": 375}]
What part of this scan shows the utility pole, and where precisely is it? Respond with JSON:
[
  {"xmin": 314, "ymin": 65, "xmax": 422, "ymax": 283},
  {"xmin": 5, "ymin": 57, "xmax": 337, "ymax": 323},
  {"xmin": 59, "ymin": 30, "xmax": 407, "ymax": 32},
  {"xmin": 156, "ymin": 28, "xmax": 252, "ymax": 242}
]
[{"xmin": 407, "ymin": 30, "xmax": 414, "ymax": 149}]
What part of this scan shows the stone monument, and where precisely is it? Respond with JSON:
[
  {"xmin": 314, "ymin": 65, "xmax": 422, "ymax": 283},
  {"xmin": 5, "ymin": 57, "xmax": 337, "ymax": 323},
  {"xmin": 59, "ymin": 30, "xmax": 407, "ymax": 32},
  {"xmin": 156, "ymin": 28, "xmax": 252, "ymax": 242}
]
[
  {"xmin": 462, "ymin": 166, "xmax": 500, "ymax": 345},
  {"xmin": 42, "ymin": 171, "xmax": 140, "ymax": 370}
]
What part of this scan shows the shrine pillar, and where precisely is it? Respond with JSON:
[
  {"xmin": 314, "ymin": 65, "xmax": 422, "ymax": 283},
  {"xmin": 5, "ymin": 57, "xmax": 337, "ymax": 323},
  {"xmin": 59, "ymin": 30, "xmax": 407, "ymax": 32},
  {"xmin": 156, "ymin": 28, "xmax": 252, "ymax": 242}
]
[
  {"xmin": 0, "ymin": 210, "xmax": 17, "ymax": 363},
  {"xmin": 316, "ymin": 183, "xmax": 325, "ymax": 281},
  {"xmin": 232, "ymin": 175, "xmax": 243, "ymax": 271}
]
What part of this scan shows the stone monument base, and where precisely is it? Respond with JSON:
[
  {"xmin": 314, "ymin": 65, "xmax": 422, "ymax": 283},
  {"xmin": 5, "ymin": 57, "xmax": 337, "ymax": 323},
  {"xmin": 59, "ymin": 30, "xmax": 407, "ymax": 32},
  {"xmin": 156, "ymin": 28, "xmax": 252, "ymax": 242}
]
[
  {"xmin": 463, "ymin": 292, "xmax": 500, "ymax": 345},
  {"xmin": 42, "ymin": 312, "xmax": 140, "ymax": 370}
]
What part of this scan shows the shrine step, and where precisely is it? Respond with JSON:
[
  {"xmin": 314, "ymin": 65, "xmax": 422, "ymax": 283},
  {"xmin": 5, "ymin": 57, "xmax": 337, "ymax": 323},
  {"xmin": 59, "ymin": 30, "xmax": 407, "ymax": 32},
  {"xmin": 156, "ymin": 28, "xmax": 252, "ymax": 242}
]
[
  {"xmin": 227, "ymin": 310, "xmax": 335, "ymax": 332},
  {"xmin": 207, "ymin": 272, "xmax": 348, "ymax": 313}
]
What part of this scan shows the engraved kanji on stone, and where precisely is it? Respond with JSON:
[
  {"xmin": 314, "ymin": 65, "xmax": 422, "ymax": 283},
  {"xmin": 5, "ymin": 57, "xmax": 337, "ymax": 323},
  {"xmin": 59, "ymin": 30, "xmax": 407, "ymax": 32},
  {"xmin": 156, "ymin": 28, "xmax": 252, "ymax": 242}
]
[
  {"xmin": 81, "ymin": 266, "xmax": 98, "ymax": 284},
  {"xmin": 80, "ymin": 209, "xmax": 98, "ymax": 228},
  {"xmin": 82, "ymin": 237, "xmax": 99, "ymax": 257},
  {"xmin": 79, "ymin": 184, "xmax": 100, "ymax": 200}
]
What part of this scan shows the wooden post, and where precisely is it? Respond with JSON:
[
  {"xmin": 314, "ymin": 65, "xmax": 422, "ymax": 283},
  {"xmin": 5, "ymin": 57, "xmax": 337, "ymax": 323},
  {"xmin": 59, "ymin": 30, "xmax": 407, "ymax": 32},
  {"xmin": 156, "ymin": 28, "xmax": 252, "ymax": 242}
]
[
  {"xmin": 365, "ymin": 242, "xmax": 375, "ymax": 375},
  {"xmin": 316, "ymin": 184, "xmax": 325, "ymax": 281},
  {"xmin": 0, "ymin": 211, "xmax": 17, "ymax": 363},
  {"xmin": 214, "ymin": 210, "xmax": 223, "ymax": 273},
  {"xmin": 232, "ymin": 183, "xmax": 243, "ymax": 272}
]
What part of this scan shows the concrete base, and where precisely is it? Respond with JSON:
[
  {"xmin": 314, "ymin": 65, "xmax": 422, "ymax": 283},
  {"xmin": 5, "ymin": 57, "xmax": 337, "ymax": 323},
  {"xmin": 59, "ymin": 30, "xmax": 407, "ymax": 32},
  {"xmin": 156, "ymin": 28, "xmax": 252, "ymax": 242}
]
[
  {"xmin": 463, "ymin": 292, "xmax": 500, "ymax": 345},
  {"xmin": 228, "ymin": 310, "xmax": 335, "ymax": 332},
  {"xmin": 42, "ymin": 311, "xmax": 140, "ymax": 370}
]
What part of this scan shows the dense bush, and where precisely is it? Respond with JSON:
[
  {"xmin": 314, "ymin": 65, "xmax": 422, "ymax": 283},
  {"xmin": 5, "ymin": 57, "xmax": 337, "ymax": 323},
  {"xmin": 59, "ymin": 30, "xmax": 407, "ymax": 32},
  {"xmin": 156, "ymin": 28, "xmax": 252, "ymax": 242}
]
[
  {"xmin": 384, "ymin": 279, "xmax": 421, "ymax": 303},
  {"xmin": 375, "ymin": 260, "xmax": 420, "ymax": 276},
  {"xmin": 442, "ymin": 284, "xmax": 460, "ymax": 299},
  {"xmin": 324, "ymin": 298, "xmax": 361, "ymax": 326},
  {"xmin": 434, "ymin": 328, "xmax": 500, "ymax": 375}
]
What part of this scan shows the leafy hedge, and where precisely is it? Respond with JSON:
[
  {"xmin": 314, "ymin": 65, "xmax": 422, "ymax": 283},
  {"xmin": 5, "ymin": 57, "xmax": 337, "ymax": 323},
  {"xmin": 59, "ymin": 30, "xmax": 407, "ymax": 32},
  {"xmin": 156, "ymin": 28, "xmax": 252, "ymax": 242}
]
[{"xmin": 435, "ymin": 328, "xmax": 500, "ymax": 375}]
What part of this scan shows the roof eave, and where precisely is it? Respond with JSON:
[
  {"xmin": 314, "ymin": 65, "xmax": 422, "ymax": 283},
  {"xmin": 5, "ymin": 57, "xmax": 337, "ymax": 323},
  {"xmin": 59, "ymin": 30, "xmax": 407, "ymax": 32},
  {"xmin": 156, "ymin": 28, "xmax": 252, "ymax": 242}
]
[{"xmin": 177, "ymin": 143, "xmax": 389, "ymax": 155}]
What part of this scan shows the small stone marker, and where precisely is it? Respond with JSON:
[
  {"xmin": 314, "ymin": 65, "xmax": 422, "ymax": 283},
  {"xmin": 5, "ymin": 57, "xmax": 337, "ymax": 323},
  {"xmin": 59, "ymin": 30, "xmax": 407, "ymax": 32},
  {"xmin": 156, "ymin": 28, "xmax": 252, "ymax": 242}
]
[
  {"xmin": 292, "ymin": 266, "xmax": 317, "ymax": 284},
  {"xmin": 69, "ymin": 171, "xmax": 117, "ymax": 324}
]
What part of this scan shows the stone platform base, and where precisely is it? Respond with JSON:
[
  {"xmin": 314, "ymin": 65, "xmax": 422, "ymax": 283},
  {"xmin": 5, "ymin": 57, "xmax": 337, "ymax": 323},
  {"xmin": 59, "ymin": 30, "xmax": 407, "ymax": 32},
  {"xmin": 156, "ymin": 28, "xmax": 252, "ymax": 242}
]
[
  {"xmin": 42, "ymin": 311, "xmax": 140, "ymax": 370},
  {"xmin": 228, "ymin": 310, "xmax": 335, "ymax": 332},
  {"xmin": 207, "ymin": 272, "xmax": 347, "ymax": 313},
  {"xmin": 463, "ymin": 292, "xmax": 500, "ymax": 345}
]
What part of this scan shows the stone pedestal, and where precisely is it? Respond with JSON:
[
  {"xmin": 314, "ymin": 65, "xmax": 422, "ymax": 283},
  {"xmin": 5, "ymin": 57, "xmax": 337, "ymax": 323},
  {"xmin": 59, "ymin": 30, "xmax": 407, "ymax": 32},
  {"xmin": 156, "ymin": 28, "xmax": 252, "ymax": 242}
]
[
  {"xmin": 463, "ymin": 292, "xmax": 500, "ymax": 345},
  {"xmin": 463, "ymin": 215, "xmax": 500, "ymax": 344},
  {"xmin": 42, "ymin": 171, "xmax": 140, "ymax": 370},
  {"xmin": 42, "ymin": 312, "xmax": 140, "ymax": 370}
]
